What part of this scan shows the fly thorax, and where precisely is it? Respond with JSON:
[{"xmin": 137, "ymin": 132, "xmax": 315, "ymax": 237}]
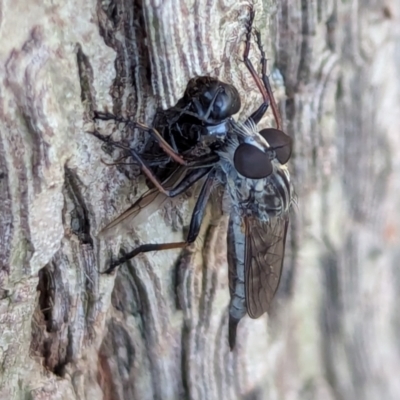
[{"xmin": 229, "ymin": 164, "xmax": 291, "ymax": 220}]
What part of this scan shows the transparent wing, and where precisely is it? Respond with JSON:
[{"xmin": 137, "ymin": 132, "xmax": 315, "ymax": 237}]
[
  {"xmin": 99, "ymin": 166, "xmax": 188, "ymax": 238},
  {"xmin": 245, "ymin": 215, "xmax": 289, "ymax": 318},
  {"xmin": 99, "ymin": 188, "xmax": 168, "ymax": 238}
]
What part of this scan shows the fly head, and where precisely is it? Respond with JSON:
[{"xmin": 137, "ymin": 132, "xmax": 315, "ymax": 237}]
[
  {"xmin": 233, "ymin": 128, "xmax": 292, "ymax": 179},
  {"xmin": 184, "ymin": 76, "xmax": 241, "ymax": 123}
]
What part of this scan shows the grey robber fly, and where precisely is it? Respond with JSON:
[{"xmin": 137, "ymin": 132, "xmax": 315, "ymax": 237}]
[{"xmin": 92, "ymin": 9, "xmax": 293, "ymax": 349}]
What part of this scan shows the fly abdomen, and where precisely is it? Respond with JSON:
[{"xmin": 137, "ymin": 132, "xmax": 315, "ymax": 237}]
[{"xmin": 227, "ymin": 213, "xmax": 247, "ymax": 349}]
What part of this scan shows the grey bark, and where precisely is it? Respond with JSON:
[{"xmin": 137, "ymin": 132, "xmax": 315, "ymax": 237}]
[{"xmin": 0, "ymin": 0, "xmax": 400, "ymax": 399}]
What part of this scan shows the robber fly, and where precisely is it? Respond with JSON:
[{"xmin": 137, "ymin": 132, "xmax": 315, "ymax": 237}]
[{"xmin": 92, "ymin": 9, "xmax": 293, "ymax": 349}]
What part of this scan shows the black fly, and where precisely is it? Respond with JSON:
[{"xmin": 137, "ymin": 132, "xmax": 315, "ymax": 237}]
[{"xmin": 92, "ymin": 9, "xmax": 293, "ymax": 349}]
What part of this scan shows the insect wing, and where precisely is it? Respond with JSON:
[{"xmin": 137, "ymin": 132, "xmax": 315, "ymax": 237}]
[
  {"xmin": 245, "ymin": 215, "xmax": 289, "ymax": 318},
  {"xmin": 99, "ymin": 166, "xmax": 188, "ymax": 237},
  {"xmin": 99, "ymin": 188, "xmax": 169, "ymax": 238}
]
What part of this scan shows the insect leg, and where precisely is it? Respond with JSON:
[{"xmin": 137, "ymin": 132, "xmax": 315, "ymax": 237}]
[
  {"xmin": 91, "ymin": 129, "xmax": 217, "ymax": 196},
  {"xmin": 103, "ymin": 169, "xmax": 217, "ymax": 273},
  {"xmin": 90, "ymin": 129, "xmax": 171, "ymax": 194},
  {"xmin": 131, "ymin": 121, "xmax": 189, "ymax": 165},
  {"xmin": 100, "ymin": 166, "xmax": 212, "ymax": 235},
  {"xmin": 94, "ymin": 113, "xmax": 220, "ymax": 168},
  {"xmin": 100, "ymin": 152, "xmax": 169, "ymax": 168},
  {"xmin": 243, "ymin": 9, "xmax": 282, "ymax": 130},
  {"xmin": 128, "ymin": 148, "xmax": 219, "ymax": 196},
  {"xmin": 254, "ymin": 30, "xmax": 282, "ymax": 130},
  {"xmin": 94, "ymin": 111, "xmax": 187, "ymax": 165},
  {"xmin": 245, "ymin": 102, "xmax": 269, "ymax": 126},
  {"xmin": 167, "ymin": 167, "xmax": 212, "ymax": 196},
  {"xmin": 243, "ymin": 11, "xmax": 269, "ymax": 102}
]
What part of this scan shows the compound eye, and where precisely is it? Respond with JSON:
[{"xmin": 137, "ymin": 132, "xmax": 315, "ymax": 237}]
[
  {"xmin": 259, "ymin": 128, "xmax": 292, "ymax": 164},
  {"xmin": 233, "ymin": 143, "xmax": 272, "ymax": 179},
  {"xmin": 211, "ymin": 85, "xmax": 241, "ymax": 120}
]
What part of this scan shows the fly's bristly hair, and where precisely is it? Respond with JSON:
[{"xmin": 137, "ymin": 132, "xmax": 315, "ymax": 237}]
[
  {"xmin": 219, "ymin": 119, "xmax": 285, "ymax": 171},
  {"xmin": 234, "ymin": 119, "xmax": 270, "ymax": 149}
]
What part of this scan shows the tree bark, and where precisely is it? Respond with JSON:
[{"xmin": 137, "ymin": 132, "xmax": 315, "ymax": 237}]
[{"xmin": 1, "ymin": 0, "xmax": 400, "ymax": 399}]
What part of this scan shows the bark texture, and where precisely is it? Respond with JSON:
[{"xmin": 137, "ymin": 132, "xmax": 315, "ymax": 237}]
[{"xmin": 1, "ymin": 0, "xmax": 400, "ymax": 399}]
